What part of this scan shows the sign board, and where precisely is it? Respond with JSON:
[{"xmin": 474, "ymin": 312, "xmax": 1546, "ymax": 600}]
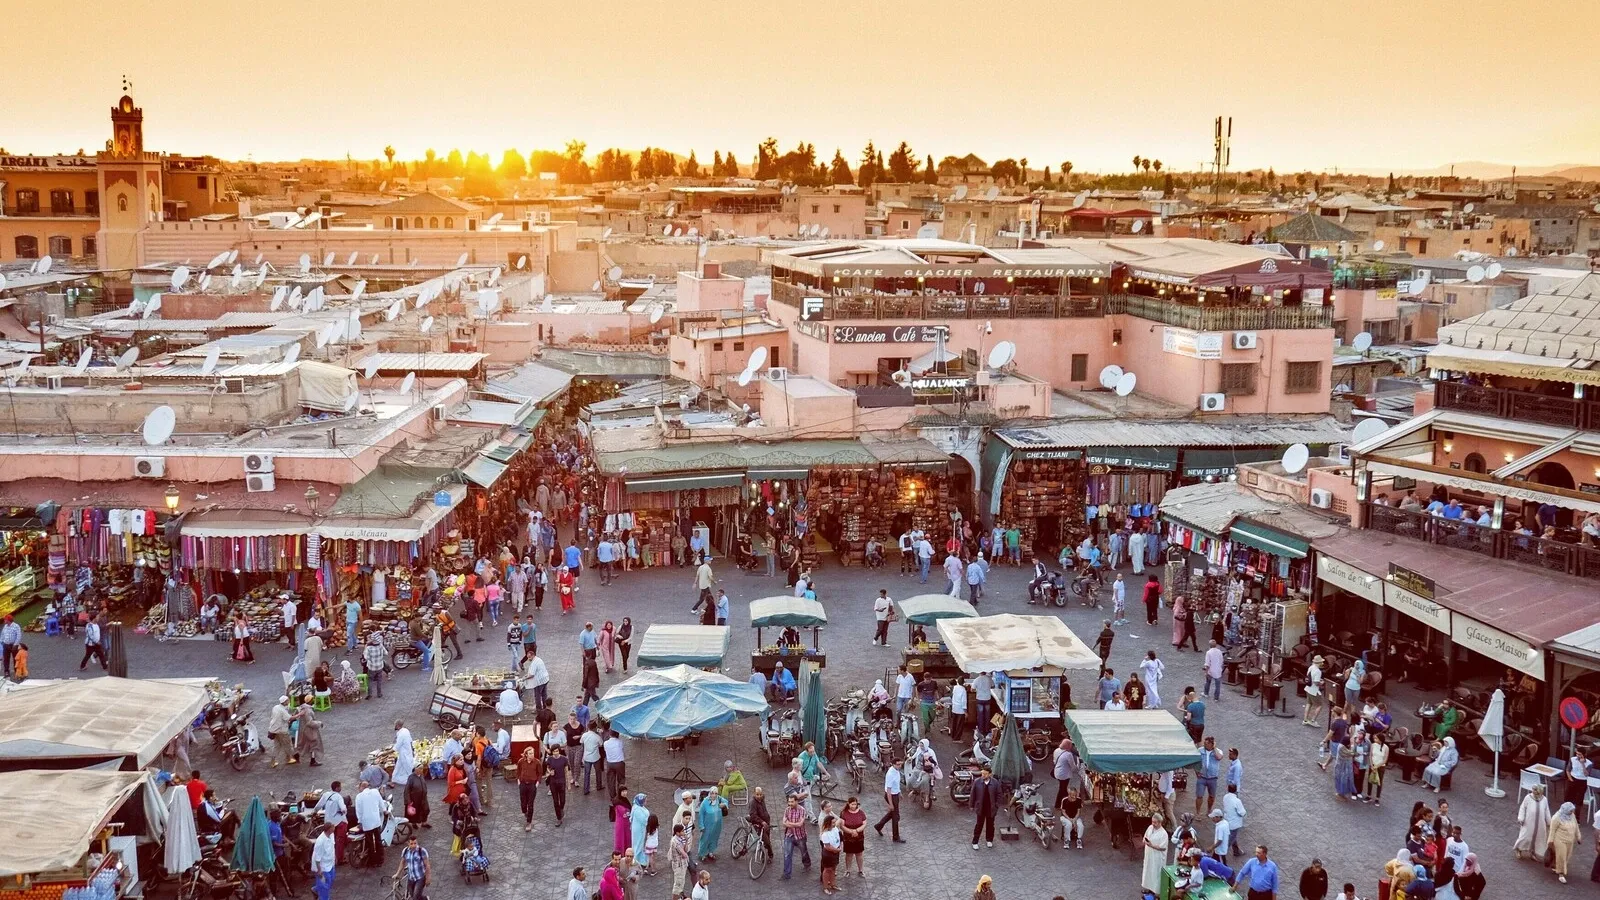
[
  {"xmin": 1387, "ymin": 564, "xmax": 1436, "ymax": 600},
  {"xmin": 1561, "ymin": 697, "xmax": 1589, "ymax": 729},
  {"xmin": 824, "ymin": 264, "xmax": 1102, "ymax": 279},
  {"xmin": 1377, "ymin": 288, "xmax": 1398, "ymax": 302},
  {"xmin": 434, "ymin": 491, "xmax": 452, "ymax": 507},
  {"xmin": 910, "ymin": 376, "xmax": 970, "ymax": 390},
  {"xmin": 1580, "ymin": 483, "xmax": 1600, "ymax": 496},
  {"xmin": 1383, "ymin": 580, "xmax": 1451, "ymax": 634},
  {"xmin": 1162, "ymin": 327, "xmax": 1224, "ymax": 360},
  {"xmin": 1316, "ymin": 555, "xmax": 1383, "ymax": 604},
  {"xmin": 1452, "ymin": 616, "xmax": 1544, "ymax": 680},
  {"xmin": 793, "ymin": 319, "xmax": 829, "ymax": 342},
  {"xmin": 1084, "ymin": 449, "xmax": 1178, "ymax": 472},
  {"xmin": 832, "ymin": 324, "xmax": 948, "ymax": 345},
  {"xmin": 1013, "ymin": 448, "xmax": 1083, "ymax": 461}
]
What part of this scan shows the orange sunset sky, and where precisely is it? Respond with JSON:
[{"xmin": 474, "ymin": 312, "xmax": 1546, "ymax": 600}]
[{"xmin": 2, "ymin": 0, "xmax": 1595, "ymax": 174}]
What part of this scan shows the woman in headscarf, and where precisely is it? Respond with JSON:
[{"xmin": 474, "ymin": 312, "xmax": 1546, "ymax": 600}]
[
  {"xmin": 331, "ymin": 659, "xmax": 361, "ymax": 703},
  {"xmin": 1406, "ymin": 864, "xmax": 1436, "ymax": 899},
  {"xmin": 972, "ymin": 874, "xmax": 996, "ymax": 900},
  {"xmin": 1170, "ymin": 594, "xmax": 1189, "ymax": 648},
  {"xmin": 599, "ymin": 621, "xmax": 617, "ymax": 673},
  {"xmin": 868, "ymin": 679, "xmax": 890, "ymax": 707},
  {"xmin": 630, "ymin": 793, "xmax": 651, "ymax": 861},
  {"xmin": 392, "ymin": 720, "xmax": 416, "ymax": 786},
  {"xmin": 1548, "ymin": 801, "xmax": 1581, "ymax": 883},
  {"xmin": 1385, "ymin": 849, "xmax": 1416, "ymax": 900},
  {"xmin": 616, "ymin": 617, "xmax": 633, "ymax": 672},
  {"xmin": 294, "ymin": 695, "xmax": 325, "ymax": 766},
  {"xmin": 1332, "ymin": 729, "xmax": 1358, "ymax": 799},
  {"xmin": 443, "ymin": 754, "xmax": 469, "ymax": 806},
  {"xmin": 1514, "ymin": 783, "xmax": 1551, "ymax": 860},
  {"xmin": 597, "ymin": 864, "xmax": 624, "ymax": 900},
  {"xmin": 1454, "ymin": 854, "xmax": 1484, "ymax": 900},
  {"xmin": 696, "ymin": 787, "xmax": 727, "ymax": 862},
  {"xmin": 1421, "ymin": 737, "xmax": 1458, "ymax": 792},
  {"xmin": 612, "ymin": 789, "xmax": 632, "ymax": 853},
  {"xmin": 1141, "ymin": 813, "xmax": 1170, "ymax": 893},
  {"xmin": 406, "ymin": 761, "xmax": 431, "ymax": 828}
]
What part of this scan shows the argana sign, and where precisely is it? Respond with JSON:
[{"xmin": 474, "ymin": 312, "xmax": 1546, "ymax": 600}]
[{"xmin": 1162, "ymin": 327, "xmax": 1224, "ymax": 360}]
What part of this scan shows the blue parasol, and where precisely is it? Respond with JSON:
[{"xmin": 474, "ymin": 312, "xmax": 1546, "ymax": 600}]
[{"xmin": 594, "ymin": 664, "xmax": 768, "ymax": 739}]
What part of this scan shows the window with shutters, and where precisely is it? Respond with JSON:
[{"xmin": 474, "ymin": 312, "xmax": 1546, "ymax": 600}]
[
  {"xmin": 1220, "ymin": 363, "xmax": 1257, "ymax": 395},
  {"xmin": 1284, "ymin": 361, "xmax": 1321, "ymax": 394},
  {"xmin": 1070, "ymin": 354, "xmax": 1088, "ymax": 382}
]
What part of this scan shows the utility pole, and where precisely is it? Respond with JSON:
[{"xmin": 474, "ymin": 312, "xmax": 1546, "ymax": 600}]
[{"xmin": 1211, "ymin": 116, "xmax": 1231, "ymax": 206}]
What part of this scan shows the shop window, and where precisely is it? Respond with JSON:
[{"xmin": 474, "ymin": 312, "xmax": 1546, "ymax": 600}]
[
  {"xmin": 15, "ymin": 189, "xmax": 39, "ymax": 214},
  {"xmin": 1284, "ymin": 361, "xmax": 1321, "ymax": 394},
  {"xmin": 50, "ymin": 190, "xmax": 74, "ymax": 214},
  {"xmin": 1220, "ymin": 363, "xmax": 1258, "ymax": 395},
  {"xmin": 13, "ymin": 236, "xmax": 39, "ymax": 258},
  {"xmin": 1070, "ymin": 354, "xmax": 1088, "ymax": 382},
  {"xmin": 48, "ymin": 236, "xmax": 72, "ymax": 257},
  {"xmin": 1463, "ymin": 453, "xmax": 1486, "ymax": 473},
  {"xmin": 85, "ymin": 190, "xmax": 99, "ymax": 215}
]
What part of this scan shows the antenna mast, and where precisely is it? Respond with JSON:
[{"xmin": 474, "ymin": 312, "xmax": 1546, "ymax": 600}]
[{"xmin": 1211, "ymin": 115, "xmax": 1231, "ymax": 205}]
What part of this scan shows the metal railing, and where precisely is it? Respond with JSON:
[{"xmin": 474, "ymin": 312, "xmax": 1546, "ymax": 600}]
[
  {"xmin": 1367, "ymin": 502, "xmax": 1600, "ymax": 582},
  {"xmin": 1106, "ymin": 294, "xmax": 1334, "ymax": 330},
  {"xmin": 1436, "ymin": 381, "xmax": 1600, "ymax": 430}
]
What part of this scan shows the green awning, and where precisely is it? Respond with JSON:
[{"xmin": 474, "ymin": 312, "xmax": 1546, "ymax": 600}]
[
  {"xmin": 1229, "ymin": 521, "xmax": 1309, "ymax": 558},
  {"xmin": 636, "ymin": 624, "xmax": 731, "ymax": 668},
  {"xmin": 747, "ymin": 467, "xmax": 810, "ymax": 480},
  {"xmin": 1181, "ymin": 448, "xmax": 1281, "ymax": 477},
  {"xmin": 517, "ymin": 408, "xmax": 548, "ymax": 431},
  {"xmin": 748, "ymin": 596, "xmax": 828, "ymax": 628},
  {"xmin": 1063, "ymin": 710, "xmax": 1203, "ymax": 774},
  {"xmin": 1085, "ymin": 447, "xmax": 1178, "ymax": 472},
  {"xmin": 624, "ymin": 473, "xmax": 745, "ymax": 494},
  {"xmin": 895, "ymin": 593, "xmax": 978, "ymax": 625},
  {"xmin": 461, "ymin": 456, "xmax": 509, "ymax": 489}
]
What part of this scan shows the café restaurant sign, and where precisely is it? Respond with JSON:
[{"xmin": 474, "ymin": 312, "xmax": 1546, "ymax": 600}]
[
  {"xmin": 825, "ymin": 264, "xmax": 1101, "ymax": 279},
  {"xmin": 1316, "ymin": 555, "xmax": 1382, "ymax": 604},
  {"xmin": 832, "ymin": 324, "xmax": 947, "ymax": 344},
  {"xmin": 1162, "ymin": 327, "xmax": 1224, "ymax": 360},
  {"xmin": 1452, "ymin": 617, "xmax": 1544, "ymax": 680},
  {"xmin": 1383, "ymin": 579, "xmax": 1451, "ymax": 634}
]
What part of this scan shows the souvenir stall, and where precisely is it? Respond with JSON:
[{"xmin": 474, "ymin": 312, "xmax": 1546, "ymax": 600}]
[
  {"xmin": 894, "ymin": 593, "xmax": 978, "ymax": 682},
  {"xmin": 459, "ymin": 437, "xmax": 538, "ymax": 555},
  {"xmin": 601, "ymin": 475, "xmax": 745, "ymax": 566},
  {"xmin": 989, "ymin": 444, "xmax": 1086, "ymax": 562},
  {"xmin": 803, "ymin": 465, "xmax": 951, "ymax": 567},
  {"xmin": 1063, "ymin": 709, "xmax": 1202, "ymax": 815},
  {"xmin": 937, "ymin": 614, "xmax": 1101, "ymax": 745},
  {"xmin": 0, "ymin": 509, "xmax": 48, "ymax": 573},
  {"xmin": 62, "ymin": 506, "xmax": 177, "ymax": 618},
  {"xmin": 748, "ymin": 596, "xmax": 827, "ymax": 676},
  {"xmin": 0, "ymin": 769, "xmax": 150, "ymax": 900},
  {"xmin": 1082, "ymin": 449, "xmax": 1178, "ymax": 525},
  {"xmin": 178, "ymin": 512, "xmax": 315, "ymax": 640}
]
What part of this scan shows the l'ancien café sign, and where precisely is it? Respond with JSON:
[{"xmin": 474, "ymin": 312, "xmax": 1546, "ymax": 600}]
[
  {"xmin": 826, "ymin": 264, "xmax": 1102, "ymax": 279},
  {"xmin": 832, "ymin": 324, "xmax": 948, "ymax": 344}
]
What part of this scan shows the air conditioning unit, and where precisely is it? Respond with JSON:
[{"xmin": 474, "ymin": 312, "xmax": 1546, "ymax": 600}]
[
  {"xmin": 133, "ymin": 456, "xmax": 165, "ymax": 478},
  {"xmin": 1233, "ymin": 331, "xmax": 1259, "ymax": 350},
  {"xmin": 246, "ymin": 473, "xmax": 276, "ymax": 493},
  {"xmin": 1310, "ymin": 488, "xmax": 1334, "ymax": 509},
  {"xmin": 431, "ymin": 405, "xmax": 447, "ymax": 421},
  {"xmin": 46, "ymin": 375, "xmax": 64, "ymax": 391},
  {"xmin": 766, "ymin": 367, "xmax": 789, "ymax": 383},
  {"xmin": 1199, "ymin": 392, "xmax": 1227, "ymax": 412},
  {"xmin": 223, "ymin": 378, "xmax": 245, "ymax": 394},
  {"xmin": 530, "ymin": 210, "xmax": 551, "ymax": 224},
  {"xmin": 244, "ymin": 453, "xmax": 274, "ymax": 474}
]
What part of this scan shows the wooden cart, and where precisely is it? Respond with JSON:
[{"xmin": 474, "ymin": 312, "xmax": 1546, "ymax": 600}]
[{"xmin": 428, "ymin": 684, "xmax": 484, "ymax": 730}]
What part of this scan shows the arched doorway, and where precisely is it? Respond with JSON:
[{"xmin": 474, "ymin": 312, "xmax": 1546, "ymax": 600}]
[
  {"xmin": 946, "ymin": 454, "xmax": 975, "ymax": 519},
  {"xmin": 1530, "ymin": 462, "xmax": 1576, "ymax": 528}
]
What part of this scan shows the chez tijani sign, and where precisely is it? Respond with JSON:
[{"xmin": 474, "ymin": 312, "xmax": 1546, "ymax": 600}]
[{"xmin": 832, "ymin": 324, "xmax": 948, "ymax": 344}]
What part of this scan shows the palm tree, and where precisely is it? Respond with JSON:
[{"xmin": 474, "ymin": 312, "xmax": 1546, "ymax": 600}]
[
  {"xmin": 384, "ymin": 145, "xmax": 395, "ymax": 167},
  {"xmin": 1141, "ymin": 159, "xmax": 1152, "ymax": 174},
  {"xmin": 1152, "ymin": 159, "xmax": 1162, "ymax": 173},
  {"xmin": 1131, "ymin": 155, "xmax": 1142, "ymax": 172},
  {"xmin": 1060, "ymin": 161, "xmax": 1073, "ymax": 181},
  {"xmin": 1019, "ymin": 157, "xmax": 1028, "ymax": 184}
]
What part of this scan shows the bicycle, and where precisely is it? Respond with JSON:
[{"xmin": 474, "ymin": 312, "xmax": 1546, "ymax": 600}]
[
  {"xmin": 728, "ymin": 820, "xmax": 771, "ymax": 879},
  {"xmin": 1071, "ymin": 567, "xmax": 1105, "ymax": 608}
]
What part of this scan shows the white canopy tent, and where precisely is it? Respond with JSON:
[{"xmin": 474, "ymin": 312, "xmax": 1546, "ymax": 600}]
[
  {"xmin": 0, "ymin": 769, "xmax": 148, "ymax": 877},
  {"xmin": 0, "ymin": 677, "xmax": 209, "ymax": 769},
  {"xmin": 936, "ymin": 613, "xmax": 1101, "ymax": 674}
]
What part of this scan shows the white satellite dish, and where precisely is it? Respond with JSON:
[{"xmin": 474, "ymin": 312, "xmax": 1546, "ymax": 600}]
[
  {"xmin": 387, "ymin": 300, "xmax": 403, "ymax": 321},
  {"xmin": 1486, "ymin": 262, "xmax": 1503, "ymax": 279},
  {"xmin": 254, "ymin": 266, "xmax": 268, "ymax": 288},
  {"xmin": 516, "ymin": 255, "xmax": 528, "ymax": 270},
  {"xmin": 1073, "ymin": 191, "xmax": 1089, "ymax": 208},
  {"xmin": 115, "ymin": 348, "xmax": 139, "ymax": 370},
  {"xmin": 343, "ymin": 392, "xmax": 359, "ymax": 412},
  {"xmin": 1130, "ymin": 219, "xmax": 1145, "ymax": 233},
  {"xmin": 198, "ymin": 273, "xmax": 212, "ymax": 291},
  {"xmin": 662, "ymin": 224, "xmax": 673, "ymax": 236},
  {"xmin": 270, "ymin": 286, "xmax": 287, "ymax": 310},
  {"xmin": 486, "ymin": 213, "xmax": 504, "ymax": 226},
  {"xmin": 370, "ymin": 253, "xmax": 381, "ymax": 265},
  {"xmin": 591, "ymin": 280, "xmax": 602, "ymax": 292},
  {"xmin": 378, "ymin": 181, "xmax": 387, "ymax": 192},
  {"xmin": 456, "ymin": 252, "xmax": 469, "ymax": 267},
  {"xmin": 987, "ymin": 340, "xmax": 1016, "ymax": 369},
  {"xmin": 1114, "ymin": 371, "xmax": 1137, "ymax": 397},
  {"xmin": 747, "ymin": 345, "xmax": 769, "ymax": 372},
  {"xmin": 649, "ymin": 305, "xmax": 664, "ymax": 324},
  {"xmin": 736, "ymin": 369, "xmax": 753, "ymax": 387},
  {"xmin": 984, "ymin": 186, "xmax": 1000, "ymax": 201},
  {"xmin": 347, "ymin": 251, "xmax": 360, "ymax": 266},
  {"xmin": 409, "ymin": 258, "xmax": 420, "ymax": 267},
  {"xmin": 1372, "ymin": 240, "xmax": 1385, "ymax": 251},
  {"xmin": 282, "ymin": 343, "xmax": 301, "ymax": 364},
  {"xmin": 820, "ymin": 226, "xmax": 830, "ymax": 239},
  {"xmin": 206, "ymin": 251, "xmax": 229, "ymax": 270},
  {"xmin": 147, "ymin": 293, "xmax": 162, "ymax": 313},
  {"xmin": 1466, "ymin": 265, "xmax": 1486, "ymax": 283},
  {"xmin": 1351, "ymin": 418, "xmax": 1387, "ymax": 445},
  {"xmin": 698, "ymin": 243, "xmax": 709, "ymax": 258},
  {"xmin": 1098, "ymin": 365, "xmax": 1124, "ymax": 389},
  {"xmin": 478, "ymin": 289, "xmax": 499, "ymax": 315},
  {"xmin": 253, "ymin": 253, "xmax": 264, "ymax": 265},
  {"xmin": 1352, "ymin": 331, "xmax": 1373, "ymax": 352},
  {"xmin": 142, "ymin": 406, "xmax": 177, "ymax": 446},
  {"xmin": 420, "ymin": 316, "xmax": 434, "ymax": 333},
  {"xmin": 200, "ymin": 345, "xmax": 220, "ymax": 376},
  {"xmin": 231, "ymin": 263, "xmax": 242, "ymax": 279},
  {"xmin": 1505, "ymin": 247, "xmax": 1518, "ymax": 257},
  {"xmin": 0, "ymin": 273, "xmax": 6, "ymax": 292},
  {"xmin": 1281, "ymin": 443, "xmax": 1310, "ymax": 475},
  {"xmin": 72, "ymin": 348, "xmax": 92, "ymax": 375},
  {"xmin": 687, "ymin": 227, "xmax": 699, "ymax": 237},
  {"xmin": 916, "ymin": 224, "xmax": 939, "ymax": 239},
  {"xmin": 298, "ymin": 253, "xmax": 311, "ymax": 273},
  {"xmin": 315, "ymin": 324, "xmax": 334, "ymax": 348},
  {"xmin": 607, "ymin": 265, "xmax": 623, "ymax": 281},
  {"xmin": 674, "ymin": 227, "xmax": 685, "ymax": 237},
  {"xmin": 399, "ymin": 372, "xmax": 416, "ymax": 394},
  {"xmin": 1463, "ymin": 203, "xmax": 1475, "ymax": 213},
  {"xmin": 351, "ymin": 279, "xmax": 367, "ymax": 303},
  {"xmin": 601, "ymin": 227, "xmax": 614, "ymax": 240},
  {"xmin": 322, "ymin": 251, "xmax": 334, "ymax": 267},
  {"xmin": 347, "ymin": 308, "xmax": 362, "ymax": 339},
  {"xmin": 170, "ymin": 266, "xmax": 190, "ymax": 292},
  {"xmin": 363, "ymin": 358, "xmax": 380, "ymax": 379}
]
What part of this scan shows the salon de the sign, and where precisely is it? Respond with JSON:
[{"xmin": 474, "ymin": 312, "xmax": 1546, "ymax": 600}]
[{"xmin": 832, "ymin": 324, "xmax": 949, "ymax": 344}]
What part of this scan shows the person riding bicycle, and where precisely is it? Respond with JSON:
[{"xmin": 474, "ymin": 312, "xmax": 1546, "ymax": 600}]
[{"xmin": 1076, "ymin": 537, "xmax": 1103, "ymax": 576}]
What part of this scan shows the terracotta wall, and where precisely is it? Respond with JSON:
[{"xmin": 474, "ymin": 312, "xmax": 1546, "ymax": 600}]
[
  {"xmin": 1106, "ymin": 317, "xmax": 1334, "ymax": 415},
  {"xmin": 139, "ymin": 220, "xmax": 553, "ymax": 272}
]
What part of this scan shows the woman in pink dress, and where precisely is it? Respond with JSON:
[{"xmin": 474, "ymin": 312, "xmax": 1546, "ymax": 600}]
[
  {"xmin": 599, "ymin": 621, "xmax": 618, "ymax": 673},
  {"xmin": 1170, "ymin": 595, "xmax": 1188, "ymax": 648},
  {"xmin": 612, "ymin": 789, "xmax": 633, "ymax": 853}
]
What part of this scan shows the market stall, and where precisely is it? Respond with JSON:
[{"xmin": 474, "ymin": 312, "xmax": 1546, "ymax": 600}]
[
  {"xmin": 936, "ymin": 614, "xmax": 1100, "ymax": 746},
  {"xmin": 0, "ymin": 769, "xmax": 150, "ymax": 896},
  {"xmin": 895, "ymin": 593, "xmax": 977, "ymax": 681},
  {"xmin": 0, "ymin": 677, "xmax": 209, "ymax": 771},
  {"xmin": 749, "ymin": 595, "xmax": 826, "ymax": 675},
  {"xmin": 635, "ymin": 624, "xmax": 732, "ymax": 671}
]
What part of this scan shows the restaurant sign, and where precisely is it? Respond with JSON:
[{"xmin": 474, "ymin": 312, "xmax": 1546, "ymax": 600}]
[
  {"xmin": 1316, "ymin": 555, "xmax": 1382, "ymax": 604},
  {"xmin": 1383, "ymin": 580, "xmax": 1451, "ymax": 634},
  {"xmin": 827, "ymin": 264, "xmax": 1101, "ymax": 279},
  {"xmin": 832, "ymin": 324, "xmax": 948, "ymax": 344},
  {"xmin": 1387, "ymin": 563, "xmax": 1435, "ymax": 600},
  {"xmin": 1452, "ymin": 616, "xmax": 1544, "ymax": 680},
  {"xmin": 910, "ymin": 376, "xmax": 970, "ymax": 390},
  {"xmin": 1162, "ymin": 327, "xmax": 1224, "ymax": 360}
]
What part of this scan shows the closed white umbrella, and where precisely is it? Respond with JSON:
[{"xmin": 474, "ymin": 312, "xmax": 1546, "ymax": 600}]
[
  {"xmin": 1479, "ymin": 688, "xmax": 1507, "ymax": 798},
  {"xmin": 431, "ymin": 624, "xmax": 447, "ymax": 686},
  {"xmin": 163, "ymin": 784, "xmax": 201, "ymax": 875}
]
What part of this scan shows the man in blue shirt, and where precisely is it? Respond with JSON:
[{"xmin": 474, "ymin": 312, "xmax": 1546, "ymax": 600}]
[
  {"xmin": 714, "ymin": 590, "xmax": 730, "ymax": 626},
  {"xmin": 1233, "ymin": 844, "xmax": 1279, "ymax": 900},
  {"xmin": 1097, "ymin": 668, "xmax": 1121, "ymax": 709},
  {"xmin": 578, "ymin": 622, "xmax": 599, "ymax": 659},
  {"xmin": 595, "ymin": 536, "xmax": 615, "ymax": 586},
  {"xmin": 964, "ymin": 558, "xmax": 986, "ymax": 605}
]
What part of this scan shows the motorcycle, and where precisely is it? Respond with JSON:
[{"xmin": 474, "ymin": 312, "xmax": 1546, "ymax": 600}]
[
  {"xmin": 1028, "ymin": 570, "xmax": 1068, "ymax": 607},
  {"xmin": 216, "ymin": 711, "xmax": 262, "ymax": 771},
  {"xmin": 901, "ymin": 750, "xmax": 939, "ymax": 811},
  {"xmin": 392, "ymin": 641, "xmax": 452, "ymax": 670},
  {"xmin": 1072, "ymin": 565, "xmax": 1105, "ymax": 608},
  {"xmin": 1008, "ymin": 782, "xmax": 1059, "ymax": 849}
]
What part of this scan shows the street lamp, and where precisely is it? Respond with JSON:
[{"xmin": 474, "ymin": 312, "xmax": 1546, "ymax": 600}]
[
  {"xmin": 304, "ymin": 484, "xmax": 321, "ymax": 515},
  {"xmin": 163, "ymin": 484, "xmax": 180, "ymax": 513}
]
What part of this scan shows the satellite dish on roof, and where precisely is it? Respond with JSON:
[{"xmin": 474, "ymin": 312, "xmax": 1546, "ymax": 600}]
[
  {"xmin": 747, "ymin": 346, "xmax": 769, "ymax": 372},
  {"xmin": 1463, "ymin": 203, "xmax": 1475, "ymax": 213},
  {"xmin": 115, "ymin": 347, "xmax": 139, "ymax": 370},
  {"xmin": 346, "ymin": 251, "xmax": 359, "ymax": 266},
  {"xmin": 323, "ymin": 251, "xmax": 335, "ymax": 267},
  {"xmin": 343, "ymin": 391, "xmax": 359, "ymax": 412},
  {"xmin": 1114, "ymin": 371, "xmax": 1137, "ymax": 397},
  {"xmin": 298, "ymin": 253, "xmax": 311, "ymax": 273},
  {"xmin": 607, "ymin": 265, "xmax": 623, "ymax": 281},
  {"xmin": 1505, "ymin": 246, "xmax": 1518, "ymax": 257},
  {"xmin": 602, "ymin": 227, "xmax": 613, "ymax": 240},
  {"xmin": 674, "ymin": 227, "xmax": 685, "ymax": 237},
  {"xmin": 283, "ymin": 343, "xmax": 302, "ymax": 364},
  {"xmin": 591, "ymin": 280, "xmax": 602, "ymax": 292},
  {"xmin": 1486, "ymin": 262, "xmax": 1503, "ymax": 279},
  {"xmin": 0, "ymin": 274, "xmax": 6, "ymax": 292},
  {"xmin": 916, "ymin": 224, "xmax": 939, "ymax": 239},
  {"xmin": 984, "ymin": 186, "xmax": 999, "ymax": 201},
  {"xmin": 387, "ymin": 300, "xmax": 403, "ymax": 321},
  {"xmin": 199, "ymin": 273, "xmax": 212, "ymax": 291},
  {"xmin": 820, "ymin": 226, "xmax": 830, "ymax": 238},
  {"xmin": 687, "ymin": 227, "xmax": 699, "ymax": 237},
  {"xmin": 1281, "ymin": 443, "xmax": 1310, "ymax": 474},
  {"xmin": 736, "ymin": 368, "xmax": 753, "ymax": 387},
  {"xmin": 363, "ymin": 358, "xmax": 380, "ymax": 379},
  {"xmin": 254, "ymin": 266, "xmax": 268, "ymax": 289},
  {"xmin": 420, "ymin": 316, "xmax": 434, "ymax": 333},
  {"xmin": 371, "ymin": 253, "xmax": 381, "ymax": 265},
  {"xmin": 270, "ymin": 286, "xmax": 287, "ymax": 310},
  {"xmin": 315, "ymin": 324, "xmax": 334, "ymax": 348},
  {"xmin": 1466, "ymin": 265, "xmax": 1486, "ymax": 283},
  {"xmin": 1098, "ymin": 364, "xmax": 1124, "ymax": 389},
  {"xmin": 1372, "ymin": 239, "xmax": 1385, "ymax": 251},
  {"xmin": 73, "ymin": 348, "xmax": 92, "ymax": 375},
  {"xmin": 1130, "ymin": 219, "xmax": 1145, "ymax": 233},
  {"xmin": 1073, "ymin": 191, "xmax": 1089, "ymax": 208},
  {"xmin": 987, "ymin": 340, "xmax": 1016, "ymax": 369},
  {"xmin": 347, "ymin": 308, "xmax": 362, "ymax": 339},
  {"xmin": 253, "ymin": 253, "xmax": 264, "ymax": 266},
  {"xmin": 142, "ymin": 406, "xmax": 176, "ymax": 446},
  {"xmin": 399, "ymin": 372, "xmax": 416, "ymax": 394},
  {"xmin": 147, "ymin": 293, "xmax": 162, "ymax": 313},
  {"xmin": 456, "ymin": 252, "xmax": 469, "ymax": 267},
  {"xmin": 378, "ymin": 181, "xmax": 387, "ymax": 192},
  {"xmin": 516, "ymin": 255, "xmax": 529, "ymax": 271},
  {"xmin": 351, "ymin": 279, "xmax": 367, "ymax": 303},
  {"xmin": 170, "ymin": 266, "xmax": 190, "ymax": 292},
  {"xmin": 662, "ymin": 224, "xmax": 673, "ymax": 236},
  {"xmin": 486, "ymin": 212, "xmax": 504, "ymax": 226},
  {"xmin": 1405, "ymin": 190, "xmax": 1417, "ymax": 199},
  {"xmin": 478, "ymin": 289, "xmax": 499, "ymax": 315},
  {"xmin": 201, "ymin": 345, "xmax": 220, "ymax": 376},
  {"xmin": 953, "ymin": 185, "xmax": 968, "ymax": 201},
  {"xmin": 1352, "ymin": 331, "xmax": 1373, "ymax": 352},
  {"xmin": 649, "ymin": 305, "xmax": 664, "ymax": 324},
  {"xmin": 206, "ymin": 251, "xmax": 229, "ymax": 270},
  {"xmin": 1351, "ymin": 418, "xmax": 1388, "ymax": 445}
]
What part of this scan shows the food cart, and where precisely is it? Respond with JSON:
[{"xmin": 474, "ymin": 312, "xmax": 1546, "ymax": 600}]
[
  {"xmin": 448, "ymin": 668, "xmax": 526, "ymax": 700},
  {"xmin": 0, "ymin": 769, "xmax": 149, "ymax": 898},
  {"xmin": 636, "ymin": 624, "xmax": 732, "ymax": 671},
  {"xmin": 936, "ymin": 614, "xmax": 1101, "ymax": 757},
  {"xmin": 428, "ymin": 684, "xmax": 485, "ymax": 730},
  {"xmin": 894, "ymin": 593, "xmax": 977, "ymax": 682},
  {"xmin": 749, "ymin": 596, "xmax": 827, "ymax": 675}
]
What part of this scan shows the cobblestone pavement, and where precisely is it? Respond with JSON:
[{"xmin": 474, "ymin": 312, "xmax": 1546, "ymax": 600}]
[{"xmin": 24, "ymin": 558, "xmax": 1578, "ymax": 899}]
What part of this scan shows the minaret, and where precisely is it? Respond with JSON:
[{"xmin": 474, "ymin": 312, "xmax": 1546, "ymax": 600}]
[{"xmin": 96, "ymin": 87, "xmax": 163, "ymax": 270}]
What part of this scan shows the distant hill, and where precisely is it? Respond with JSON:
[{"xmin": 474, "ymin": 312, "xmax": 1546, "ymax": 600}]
[
  {"xmin": 1547, "ymin": 166, "xmax": 1600, "ymax": 182},
  {"xmin": 1340, "ymin": 161, "xmax": 1596, "ymax": 180}
]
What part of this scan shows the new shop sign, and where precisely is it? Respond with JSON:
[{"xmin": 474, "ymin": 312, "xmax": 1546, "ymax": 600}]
[
  {"xmin": 1162, "ymin": 327, "xmax": 1224, "ymax": 360},
  {"xmin": 1452, "ymin": 617, "xmax": 1544, "ymax": 679},
  {"xmin": 832, "ymin": 324, "xmax": 948, "ymax": 344}
]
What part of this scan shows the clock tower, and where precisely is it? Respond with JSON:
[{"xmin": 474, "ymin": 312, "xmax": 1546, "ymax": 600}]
[{"xmin": 96, "ymin": 93, "xmax": 162, "ymax": 270}]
